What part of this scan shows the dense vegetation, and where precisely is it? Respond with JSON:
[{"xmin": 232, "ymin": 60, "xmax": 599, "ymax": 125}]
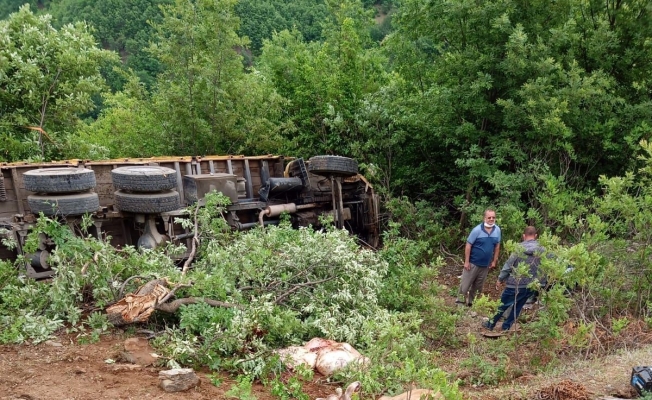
[{"xmin": 2, "ymin": 0, "xmax": 652, "ymax": 398}]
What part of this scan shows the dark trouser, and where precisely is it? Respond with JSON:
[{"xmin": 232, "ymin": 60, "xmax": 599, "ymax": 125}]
[
  {"xmin": 490, "ymin": 286, "xmax": 534, "ymax": 331},
  {"xmin": 458, "ymin": 264, "xmax": 489, "ymax": 305}
]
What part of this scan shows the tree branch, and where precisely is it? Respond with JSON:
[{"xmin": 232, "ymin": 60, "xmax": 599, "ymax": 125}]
[
  {"xmin": 275, "ymin": 277, "xmax": 337, "ymax": 305},
  {"xmin": 155, "ymin": 297, "xmax": 241, "ymax": 313},
  {"xmin": 181, "ymin": 204, "xmax": 201, "ymax": 275},
  {"xmin": 157, "ymin": 282, "xmax": 193, "ymax": 305}
]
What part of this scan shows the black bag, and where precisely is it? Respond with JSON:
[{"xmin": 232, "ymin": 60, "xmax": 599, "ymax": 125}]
[{"xmin": 631, "ymin": 366, "xmax": 652, "ymax": 395}]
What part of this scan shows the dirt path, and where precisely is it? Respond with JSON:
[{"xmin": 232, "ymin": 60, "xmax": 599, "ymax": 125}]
[{"xmin": 466, "ymin": 344, "xmax": 651, "ymax": 399}]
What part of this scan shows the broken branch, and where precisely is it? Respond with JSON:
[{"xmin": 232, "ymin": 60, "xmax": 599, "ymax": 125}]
[
  {"xmin": 181, "ymin": 205, "xmax": 201, "ymax": 276},
  {"xmin": 156, "ymin": 297, "xmax": 241, "ymax": 313},
  {"xmin": 275, "ymin": 277, "xmax": 337, "ymax": 305}
]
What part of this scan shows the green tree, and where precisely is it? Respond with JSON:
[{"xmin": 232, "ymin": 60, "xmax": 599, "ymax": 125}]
[
  {"xmin": 146, "ymin": 0, "xmax": 284, "ymax": 156},
  {"xmin": 48, "ymin": 0, "xmax": 170, "ymax": 89},
  {"xmin": 375, "ymin": 0, "xmax": 652, "ymax": 214},
  {"xmin": 0, "ymin": 0, "xmax": 48, "ymax": 20},
  {"xmin": 258, "ymin": 0, "xmax": 387, "ymax": 158},
  {"xmin": 70, "ymin": 73, "xmax": 170, "ymax": 159},
  {"xmin": 235, "ymin": 0, "xmax": 330, "ymax": 55},
  {"xmin": 0, "ymin": 5, "xmax": 117, "ymax": 162}
]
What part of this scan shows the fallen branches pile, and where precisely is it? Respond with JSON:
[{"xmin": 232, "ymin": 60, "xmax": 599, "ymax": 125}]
[{"xmin": 534, "ymin": 380, "xmax": 591, "ymax": 400}]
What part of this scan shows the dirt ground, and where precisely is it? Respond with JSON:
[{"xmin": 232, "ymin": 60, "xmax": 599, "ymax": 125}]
[
  {"xmin": 0, "ymin": 263, "xmax": 649, "ymax": 400},
  {"xmin": 0, "ymin": 333, "xmax": 337, "ymax": 400},
  {"xmin": 0, "ymin": 327, "xmax": 648, "ymax": 400}
]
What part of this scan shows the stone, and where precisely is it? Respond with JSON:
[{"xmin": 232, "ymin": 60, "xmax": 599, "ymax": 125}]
[
  {"xmin": 121, "ymin": 337, "xmax": 158, "ymax": 366},
  {"xmin": 107, "ymin": 363, "xmax": 143, "ymax": 372},
  {"xmin": 158, "ymin": 368, "xmax": 200, "ymax": 392},
  {"xmin": 44, "ymin": 340, "xmax": 63, "ymax": 347}
]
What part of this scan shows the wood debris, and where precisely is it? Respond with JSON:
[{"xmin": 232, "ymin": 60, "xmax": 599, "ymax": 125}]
[{"xmin": 534, "ymin": 380, "xmax": 592, "ymax": 400}]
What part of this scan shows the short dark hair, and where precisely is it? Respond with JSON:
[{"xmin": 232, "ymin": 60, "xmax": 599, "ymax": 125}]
[{"xmin": 524, "ymin": 226, "xmax": 537, "ymax": 236}]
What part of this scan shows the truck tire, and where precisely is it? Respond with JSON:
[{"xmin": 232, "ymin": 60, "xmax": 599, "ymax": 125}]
[
  {"xmin": 23, "ymin": 168, "xmax": 96, "ymax": 193},
  {"xmin": 114, "ymin": 190, "xmax": 180, "ymax": 214},
  {"xmin": 28, "ymin": 192, "xmax": 100, "ymax": 216},
  {"xmin": 111, "ymin": 166, "xmax": 177, "ymax": 192},
  {"xmin": 308, "ymin": 156, "xmax": 358, "ymax": 177}
]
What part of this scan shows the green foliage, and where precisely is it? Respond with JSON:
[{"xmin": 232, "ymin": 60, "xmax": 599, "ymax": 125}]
[
  {"xmin": 0, "ymin": 212, "xmax": 179, "ymax": 344},
  {"xmin": 341, "ymin": 312, "xmax": 462, "ymax": 399},
  {"xmin": 48, "ymin": 0, "xmax": 169, "ymax": 90},
  {"xmin": 459, "ymin": 332, "xmax": 517, "ymax": 386},
  {"xmin": 378, "ymin": 220, "xmax": 441, "ymax": 312},
  {"xmin": 0, "ymin": 5, "xmax": 117, "ymax": 162},
  {"xmin": 0, "ymin": 228, "xmax": 18, "ymax": 251},
  {"xmin": 258, "ymin": 0, "xmax": 387, "ymax": 158},
  {"xmin": 73, "ymin": 311, "xmax": 113, "ymax": 344},
  {"xmin": 0, "ymin": 0, "xmax": 32, "ymax": 19},
  {"xmin": 365, "ymin": 0, "xmax": 652, "ymax": 206},
  {"xmin": 152, "ymin": 220, "xmax": 388, "ymax": 376},
  {"xmin": 71, "ymin": 72, "xmax": 169, "ymax": 158},
  {"xmin": 147, "ymin": 0, "xmax": 285, "ymax": 156},
  {"xmin": 5, "ymin": 0, "xmax": 652, "ymax": 393},
  {"xmin": 567, "ymin": 321, "xmax": 594, "ymax": 349},
  {"xmin": 225, "ymin": 376, "xmax": 258, "ymax": 400},
  {"xmin": 235, "ymin": 0, "xmax": 329, "ymax": 55},
  {"xmin": 460, "ymin": 352, "xmax": 509, "ymax": 386},
  {"xmin": 267, "ymin": 365, "xmax": 312, "ymax": 400}
]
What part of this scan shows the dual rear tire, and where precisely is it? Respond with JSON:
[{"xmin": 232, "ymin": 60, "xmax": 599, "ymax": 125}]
[
  {"xmin": 24, "ymin": 168, "xmax": 99, "ymax": 216},
  {"xmin": 111, "ymin": 166, "xmax": 180, "ymax": 214}
]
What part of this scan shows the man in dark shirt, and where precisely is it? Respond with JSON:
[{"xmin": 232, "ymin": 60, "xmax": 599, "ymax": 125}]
[{"xmin": 482, "ymin": 226, "xmax": 547, "ymax": 331}]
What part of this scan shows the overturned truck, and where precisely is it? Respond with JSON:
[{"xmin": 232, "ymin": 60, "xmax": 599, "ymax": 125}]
[{"xmin": 0, "ymin": 155, "xmax": 380, "ymax": 278}]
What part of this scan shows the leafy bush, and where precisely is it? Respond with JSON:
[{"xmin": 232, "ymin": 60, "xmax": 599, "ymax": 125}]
[
  {"xmin": 378, "ymin": 223, "xmax": 441, "ymax": 312},
  {"xmin": 339, "ymin": 311, "xmax": 462, "ymax": 399},
  {"xmin": 0, "ymin": 213, "xmax": 180, "ymax": 343},
  {"xmin": 153, "ymin": 219, "xmax": 388, "ymax": 375}
]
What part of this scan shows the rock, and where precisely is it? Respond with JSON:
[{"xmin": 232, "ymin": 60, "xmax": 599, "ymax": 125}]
[
  {"xmin": 158, "ymin": 368, "xmax": 200, "ymax": 392},
  {"xmin": 122, "ymin": 337, "xmax": 158, "ymax": 366},
  {"xmin": 107, "ymin": 363, "xmax": 143, "ymax": 372},
  {"xmin": 44, "ymin": 340, "xmax": 63, "ymax": 347}
]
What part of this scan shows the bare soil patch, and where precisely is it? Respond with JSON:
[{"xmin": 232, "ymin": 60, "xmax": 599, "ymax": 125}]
[
  {"xmin": 0, "ymin": 333, "xmax": 335, "ymax": 400},
  {"xmin": 0, "ymin": 330, "xmax": 648, "ymax": 399}
]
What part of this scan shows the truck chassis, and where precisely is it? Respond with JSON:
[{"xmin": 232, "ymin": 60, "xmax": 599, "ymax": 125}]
[{"xmin": 0, "ymin": 155, "xmax": 380, "ymax": 278}]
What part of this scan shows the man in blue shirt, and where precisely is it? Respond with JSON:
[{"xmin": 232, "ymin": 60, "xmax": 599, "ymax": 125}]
[{"xmin": 457, "ymin": 209, "xmax": 501, "ymax": 306}]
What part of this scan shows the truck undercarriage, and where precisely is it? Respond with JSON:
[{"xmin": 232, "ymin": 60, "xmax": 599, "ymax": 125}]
[{"xmin": 0, "ymin": 155, "xmax": 380, "ymax": 278}]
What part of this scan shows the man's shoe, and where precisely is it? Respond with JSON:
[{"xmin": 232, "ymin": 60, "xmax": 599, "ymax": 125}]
[{"xmin": 481, "ymin": 321, "xmax": 494, "ymax": 331}]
